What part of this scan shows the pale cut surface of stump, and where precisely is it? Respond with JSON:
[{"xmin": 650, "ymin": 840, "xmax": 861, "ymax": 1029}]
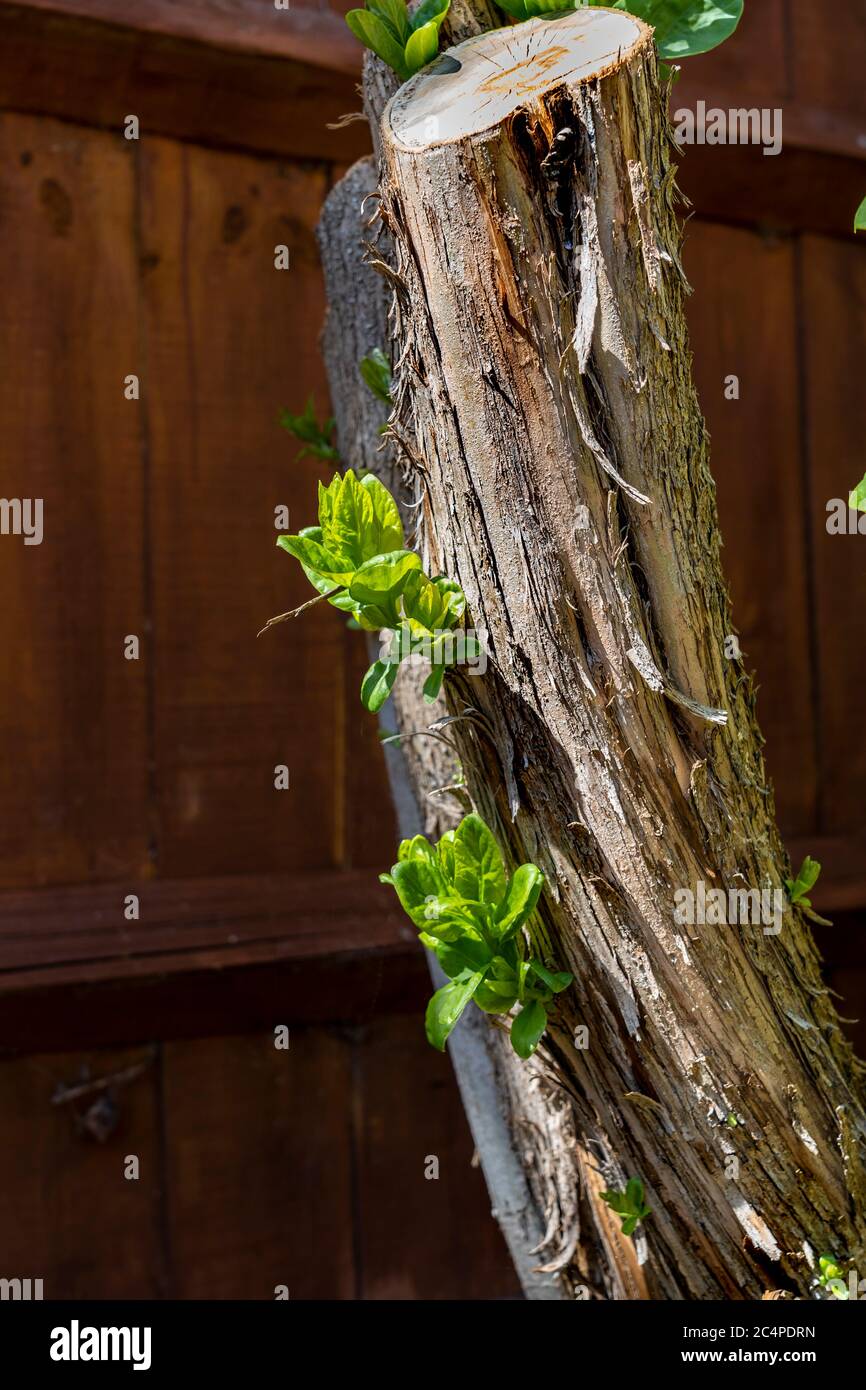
[{"xmin": 389, "ymin": 9, "xmax": 648, "ymax": 149}]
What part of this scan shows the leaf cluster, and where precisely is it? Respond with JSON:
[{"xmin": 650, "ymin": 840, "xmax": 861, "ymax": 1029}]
[
  {"xmin": 380, "ymin": 813, "xmax": 572, "ymax": 1056},
  {"xmin": 346, "ymin": 0, "xmax": 450, "ymax": 82},
  {"xmin": 600, "ymin": 1177, "xmax": 652, "ymax": 1237},
  {"xmin": 785, "ymin": 855, "xmax": 821, "ymax": 910},
  {"xmin": 359, "ymin": 348, "xmax": 393, "ymax": 405},
  {"xmin": 817, "ymin": 1253, "xmax": 849, "ymax": 1299},
  {"xmin": 279, "ymin": 397, "xmax": 339, "ymax": 462},
  {"xmin": 277, "ymin": 469, "xmax": 474, "ymax": 711}
]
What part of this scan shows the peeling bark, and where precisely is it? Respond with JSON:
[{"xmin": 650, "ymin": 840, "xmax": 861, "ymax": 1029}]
[{"xmin": 317, "ymin": 7, "xmax": 866, "ymax": 1300}]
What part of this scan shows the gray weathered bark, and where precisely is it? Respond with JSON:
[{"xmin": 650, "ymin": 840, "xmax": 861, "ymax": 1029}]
[{"xmin": 317, "ymin": 7, "xmax": 866, "ymax": 1299}]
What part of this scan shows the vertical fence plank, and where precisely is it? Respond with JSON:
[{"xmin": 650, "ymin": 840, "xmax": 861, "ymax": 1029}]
[
  {"xmin": 684, "ymin": 220, "xmax": 817, "ymax": 837},
  {"xmin": 0, "ymin": 113, "xmax": 150, "ymax": 886},
  {"xmin": 800, "ymin": 233, "xmax": 866, "ymax": 835},
  {"xmin": 355, "ymin": 1014, "xmax": 520, "ymax": 1300},
  {"xmin": 0, "ymin": 1047, "xmax": 166, "ymax": 1296},
  {"xmin": 162, "ymin": 1030, "xmax": 356, "ymax": 1298},
  {"xmin": 137, "ymin": 136, "xmax": 346, "ymax": 876}
]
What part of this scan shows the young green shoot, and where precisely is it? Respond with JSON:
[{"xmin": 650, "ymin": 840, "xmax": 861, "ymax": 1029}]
[
  {"xmin": 600, "ymin": 1177, "xmax": 652, "ymax": 1237},
  {"xmin": 270, "ymin": 469, "xmax": 477, "ymax": 711},
  {"xmin": 279, "ymin": 397, "xmax": 339, "ymax": 462},
  {"xmin": 345, "ymin": 0, "xmax": 450, "ymax": 82},
  {"xmin": 380, "ymin": 814, "xmax": 572, "ymax": 1057}
]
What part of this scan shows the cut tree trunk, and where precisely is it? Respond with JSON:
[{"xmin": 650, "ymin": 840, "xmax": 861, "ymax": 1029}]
[
  {"xmin": 319, "ymin": 156, "xmax": 576, "ymax": 1300},
  {"xmin": 318, "ymin": 6, "xmax": 866, "ymax": 1299}
]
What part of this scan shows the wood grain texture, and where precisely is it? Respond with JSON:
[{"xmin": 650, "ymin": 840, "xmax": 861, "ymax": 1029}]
[
  {"xmin": 674, "ymin": 0, "xmax": 787, "ymax": 103},
  {"xmin": 162, "ymin": 1029, "xmax": 355, "ymax": 1298},
  {"xmin": 5, "ymin": 0, "xmax": 360, "ymax": 74},
  {"xmin": 788, "ymin": 0, "xmax": 866, "ymax": 128},
  {"xmin": 137, "ymin": 135, "xmax": 347, "ymax": 877},
  {"xmin": 683, "ymin": 220, "xmax": 817, "ymax": 838},
  {"xmin": 800, "ymin": 233, "xmax": 866, "ymax": 836},
  {"xmin": 355, "ymin": 1013, "xmax": 519, "ymax": 1299},
  {"xmin": 0, "ymin": 4, "xmax": 369, "ymax": 163},
  {"xmin": 0, "ymin": 1046, "xmax": 167, "ymax": 1296},
  {"xmin": 0, "ymin": 113, "xmax": 150, "ymax": 888}
]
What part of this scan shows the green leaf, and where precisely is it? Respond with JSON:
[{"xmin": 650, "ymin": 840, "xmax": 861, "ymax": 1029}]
[
  {"xmin": 473, "ymin": 981, "xmax": 519, "ymax": 1014},
  {"xmin": 849, "ymin": 472, "xmax": 866, "ymax": 513},
  {"xmin": 367, "ymin": 0, "xmax": 411, "ymax": 43},
  {"xmin": 423, "ymin": 663, "xmax": 446, "ymax": 702},
  {"xmin": 349, "ymin": 550, "xmax": 421, "ymax": 614},
  {"xmin": 359, "ymin": 347, "xmax": 393, "ymax": 404},
  {"xmin": 601, "ymin": 1177, "xmax": 650, "ymax": 1234},
  {"xmin": 786, "ymin": 855, "xmax": 821, "ymax": 905},
  {"xmin": 277, "ymin": 530, "xmax": 356, "ymax": 588},
  {"xmin": 528, "ymin": 958, "xmax": 572, "ymax": 994},
  {"xmin": 431, "ymin": 935, "xmax": 493, "ymax": 979},
  {"xmin": 510, "ymin": 999, "xmax": 547, "ymax": 1059},
  {"xmin": 397, "ymin": 834, "xmax": 438, "ymax": 868},
  {"xmin": 401, "ymin": 571, "xmax": 465, "ymax": 636},
  {"xmin": 405, "ymin": 19, "xmax": 440, "ymax": 73},
  {"xmin": 361, "ymin": 473, "xmax": 404, "ymax": 554},
  {"xmin": 426, "ymin": 971, "xmax": 485, "ymax": 1050},
  {"xmin": 278, "ymin": 397, "xmax": 339, "ymax": 461},
  {"xmin": 436, "ymin": 830, "xmax": 457, "ymax": 887},
  {"xmin": 495, "ymin": 863, "xmax": 544, "ymax": 940},
  {"xmin": 855, "ymin": 196, "xmax": 866, "ymax": 233},
  {"xmin": 345, "ymin": 9, "xmax": 410, "ymax": 78},
  {"xmin": 323, "ymin": 470, "xmax": 376, "ymax": 568},
  {"xmin": 360, "ymin": 658, "xmax": 400, "ymax": 713},
  {"xmin": 604, "ymin": 0, "xmax": 743, "ymax": 59},
  {"xmin": 626, "ymin": 1177, "xmax": 645, "ymax": 1211},
  {"xmin": 452, "ymin": 814, "xmax": 507, "ymax": 905},
  {"xmin": 388, "ymin": 856, "xmax": 442, "ymax": 915},
  {"xmin": 495, "ymin": 0, "xmax": 531, "ymax": 16},
  {"xmin": 410, "ymin": 0, "xmax": 450, "ymax": 31},
  {"xmin": 600, "ymin": 1189, "xmax": 629, "ymax": 1215},
  {"xmin": 388, "ymin": 860, "xmax": 479, "ymax": 941},
  {"xmin": 819, "ymin": 1253, "xmax": 842, "ymax": 1282}
]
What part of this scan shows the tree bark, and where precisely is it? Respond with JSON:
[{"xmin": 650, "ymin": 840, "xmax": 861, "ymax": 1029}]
[
  {"xmin": 319, "ymin": 155, "xmax": 576, "ymax": 1299},
  {"xmin": 318, "ymin": 6, "xmax": 866, "ymax": 1299}
]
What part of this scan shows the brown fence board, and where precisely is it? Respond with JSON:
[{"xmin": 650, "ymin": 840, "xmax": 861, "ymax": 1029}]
[
  {"xmin": 137, "ymin": 135, "xmax": 348, "ymax": 877},
  {"xmin": 0, "ymin": 113, "xmax": 150, "ymax": 888},
  {"xmin": 355, "ymin": 1013, "xmax": 520, "ymax": 1300},
  {"xmin": 0, "ymin": 1045, "xmax": 166, "ymax": 1297},
  {"xmin": 800, "ymin": 233, "xmax": 866, "ymax": 836},
  {"xmin": 0, "ymin": 4, "xmax": 368, "ymax": 164},
  {"xmin": 162, "ymin": 1029, "xmax": 355, "ymax": 1298},
  {"xmin": 789, "ymin": 0, "xmax": 866, "ymax": 123},
  {"xmin": 684, "ymin": 219, "xmax": 817, "ymax": 838}
]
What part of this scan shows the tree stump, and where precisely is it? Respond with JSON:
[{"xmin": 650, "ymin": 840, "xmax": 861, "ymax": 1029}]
[{"xmin": 321, "ymin": 5, "xmax": 866, "ymax": 1299}]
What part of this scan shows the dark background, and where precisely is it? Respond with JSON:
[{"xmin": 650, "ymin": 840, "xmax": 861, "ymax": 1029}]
[{"xmin": 0, "ymin": 0, "xmax": 863, "ymax": 1299}]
